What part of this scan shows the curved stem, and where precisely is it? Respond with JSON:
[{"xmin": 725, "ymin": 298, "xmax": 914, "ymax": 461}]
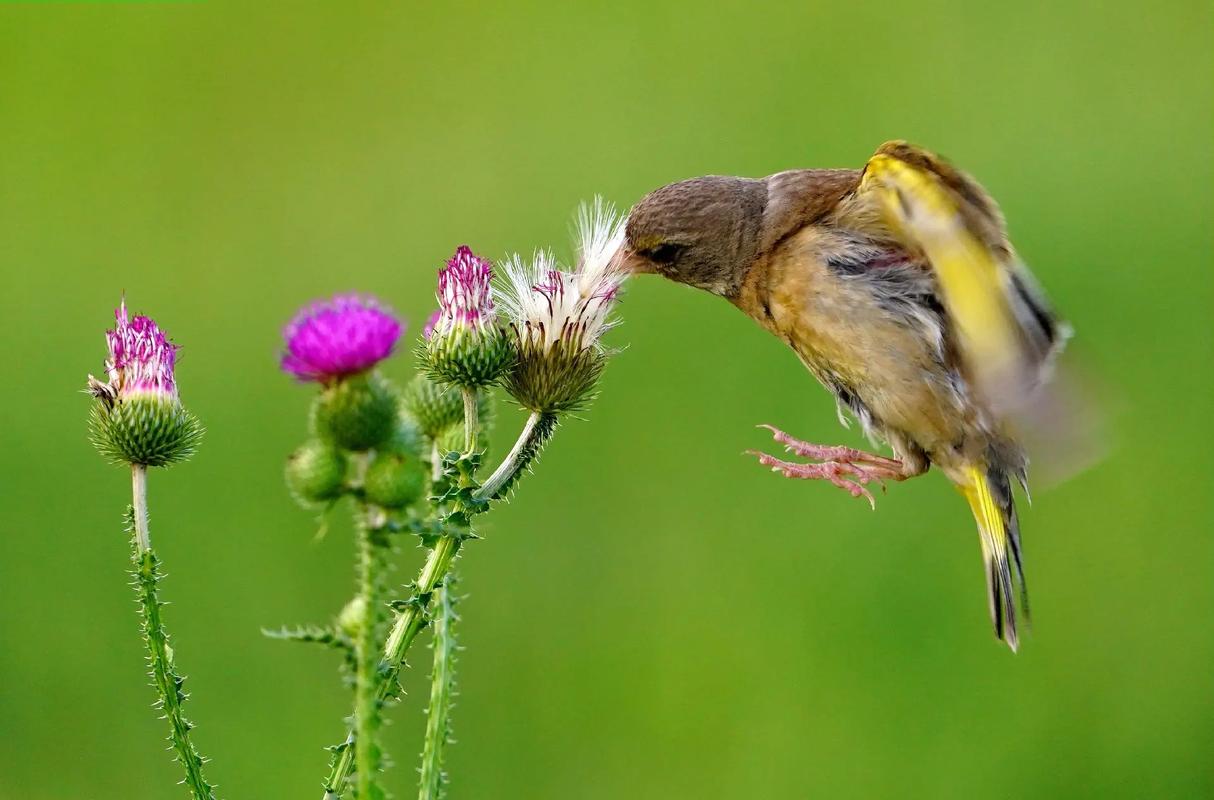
[
  {"xmin": 417, "ymin": 577, "xmax": 458, "ymax": 800},
  {"xmin": 129, "ymin": 465, "xmax": 217, "ymax": 800},
  {"xmin": 474, "ymin": 411, "xmax": 558, "ymax": 501}
]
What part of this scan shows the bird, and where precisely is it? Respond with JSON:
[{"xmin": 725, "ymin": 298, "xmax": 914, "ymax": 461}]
[{"xmin": 614, "ymin": 141, "xmax": 1071, "ymax": 651}]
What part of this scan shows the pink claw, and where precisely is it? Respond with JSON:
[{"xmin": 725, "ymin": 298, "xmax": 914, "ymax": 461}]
[
  {"xmin": 748, "ymin": 451, "xmax": 878, "ymax": 508},
  {"xmin": 757, "ymin": 424, "xmax": 903, "ymax": 470},
  {"xmin": 748, "ymin": 425, "xmax": 908, "ymax": 509}
]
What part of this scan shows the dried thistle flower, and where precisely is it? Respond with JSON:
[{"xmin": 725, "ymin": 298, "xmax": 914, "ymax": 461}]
[{"xmin": 498, "ymin": 200, "xmax": 626, "ymax": 414}]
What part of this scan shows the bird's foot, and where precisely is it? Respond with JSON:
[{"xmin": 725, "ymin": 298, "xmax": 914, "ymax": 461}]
[{"xmin": 747, "ymin": 424, "xmax": 905, "ymax": 509}]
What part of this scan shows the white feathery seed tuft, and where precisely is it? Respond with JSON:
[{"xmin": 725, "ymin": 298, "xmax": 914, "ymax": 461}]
[{"xmin": 499, "ymin": 199, "xmax": 627, "ymax": 352}]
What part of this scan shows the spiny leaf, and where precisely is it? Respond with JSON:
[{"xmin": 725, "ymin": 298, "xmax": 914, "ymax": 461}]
[{"xmin": 263, "ymin": 625, "xmax": 353, "ymax": 653}]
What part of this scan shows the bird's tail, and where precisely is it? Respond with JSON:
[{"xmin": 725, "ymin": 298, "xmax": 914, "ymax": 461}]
[{"xmin": 957, "ymin": 464, "xmax": 1029, "ymax": 651}]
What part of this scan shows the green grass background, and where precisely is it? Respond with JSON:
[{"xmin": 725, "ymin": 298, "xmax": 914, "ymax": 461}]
[{"xmin": 1, "ymin": 2, "xmax": 1210, "ymax": 798}]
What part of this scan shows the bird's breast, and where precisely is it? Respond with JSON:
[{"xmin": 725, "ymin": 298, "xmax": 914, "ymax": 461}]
[{"xmin": 737, "ymin": 225, "xmax": 973, "ymax": 453}]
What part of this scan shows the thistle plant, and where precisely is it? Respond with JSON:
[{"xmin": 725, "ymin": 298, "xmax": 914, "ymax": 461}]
[
  {"xmin": 285, "ymin": 209, "xmax": 628, "ymax": 800},
  {"xmin": 85, "ymin": 201, "xmax": 631, "ymax": 800},
  {"xmin": 86, "ymin": 299, "xmax": 213, "ymax": 800},
  {"xmin": 276, "ymin": 293, "xmax": 419, "ymax": 800}
]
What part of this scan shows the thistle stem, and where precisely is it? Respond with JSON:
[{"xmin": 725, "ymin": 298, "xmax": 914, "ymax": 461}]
[
  {"xmin": 128, "ymin": 464, "xmax": 217, "ymax": 800},
  {"xmin": 461, "ymin": 388, "xmax": 478, "ymax": 454},
  {"xmin": 322, "ymin": 528, "xmax": 462, "ymax": 800},
  {"xmin": 353, "ymin": 505, "xmax": 388, "ymax": 800},
  {"xmin": 417, "ymin": 577, "xmax": 458, "ymax": 800},
  {"xmin": 380, "ymin": 535, "xmax": 462, "ymax": 693},
  {"xmin": 474, "ymin": 411, "xmax": 559, "ymax": 501},
  {"xmin": 131, "ymin": 463, "xmax": 151, "ymax": 553},
  {"xmin": 323, "ymin": 741, "xmax": 353, "ymax": 800},
  {"xmin": 323, "ymin": 394, "xmax": 545, "ymax": 799}
]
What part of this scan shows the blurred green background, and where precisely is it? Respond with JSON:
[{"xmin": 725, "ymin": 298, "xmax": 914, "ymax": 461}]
[{"xmin": 1, "ymin": 2, "xmax": 1211, "ymax": 798}]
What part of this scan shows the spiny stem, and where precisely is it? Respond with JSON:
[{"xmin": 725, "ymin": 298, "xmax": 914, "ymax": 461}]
[
  {"xmin": 353, "ymin": 505, "xmax": 389, "ymax": 800},
  {"xmin": 474, "ymin": 411, "xmax": 559, "ymax": 501},
  {"xmin": 417, "ymin": 577, "xmax": 458, "ymax": 800},
  {"xmin": 324, "ymin": 533, "xmax": 463, "ymax": 800},
  {"xmin": 321, "ymin": 393, "xmax": 550, "ymax": 799},
  {"xmin": 379, "ymin": 535, "xmax": 462, "ymax": 702},
  {"xmin": 128, "ymin": 465, "xmax": 217, "ymax": 800},
  {"xmin": 323, "ymin": 738, "xmax": 354, "ymax": 800},
  {"xmin": 418, "ymin": 390, "xmax": 475, "ymax": 798},
  {"xmin": 322, "ymin": 450, "xmax": 391, "ymax": 800}
]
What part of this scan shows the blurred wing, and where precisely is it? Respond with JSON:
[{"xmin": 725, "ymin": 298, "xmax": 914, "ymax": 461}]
[{"xmin": 855, "ymin": 141, "xmax": 1066, "ymax": 419}]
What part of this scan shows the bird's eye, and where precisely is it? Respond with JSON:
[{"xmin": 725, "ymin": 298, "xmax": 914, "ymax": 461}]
[{"xmin": 647, "ymin": 242, "xmax": 684, "ymax": 265}]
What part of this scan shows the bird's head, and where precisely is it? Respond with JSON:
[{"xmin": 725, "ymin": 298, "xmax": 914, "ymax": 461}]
[{"xmin": 616, "ymin": 176, "xmax": 766, "ymax": 299}]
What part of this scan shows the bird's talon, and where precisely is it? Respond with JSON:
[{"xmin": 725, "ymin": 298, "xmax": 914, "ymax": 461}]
[{"xmin": 749, "ymin": 426, "xmax": 903, "ymax": 507}]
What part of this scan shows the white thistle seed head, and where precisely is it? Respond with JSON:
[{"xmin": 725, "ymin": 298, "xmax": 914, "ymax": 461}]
[
  {"xmin": 574, "ymin": 196, "xmax": 627, "ymax": 300},
  {"xmin": 500, "ymin": 199, "xmax": 626, "ymax": 354},
  {"xmin": 498, "ymin": 199, "xmax": 628, "ymax": 413}
]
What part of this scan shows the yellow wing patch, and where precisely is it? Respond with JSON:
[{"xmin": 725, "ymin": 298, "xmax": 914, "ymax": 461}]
[{"xmin": 860, "ymin": 152, "xmax": 1030, "ymax": 418}]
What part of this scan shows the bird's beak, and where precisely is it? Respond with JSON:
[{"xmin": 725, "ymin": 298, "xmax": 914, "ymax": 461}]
[{"xmin": 610, "ymin": 244, "xmax": 655, "ymax": 276}]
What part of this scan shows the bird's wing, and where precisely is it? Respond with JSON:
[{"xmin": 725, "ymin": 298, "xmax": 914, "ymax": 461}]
[{"xmin": 846, "ymin": 141, "xmax": 1067, "ymax": 420}]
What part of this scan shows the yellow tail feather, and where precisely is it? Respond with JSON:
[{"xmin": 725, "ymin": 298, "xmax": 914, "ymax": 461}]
[{"xmin": 959, "ymin": 465, "xmax": 1026, "ymax": 651}]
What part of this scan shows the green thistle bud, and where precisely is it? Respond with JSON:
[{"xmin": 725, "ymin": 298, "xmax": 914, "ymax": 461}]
[
  {"xmin": 337, "ymin": 596, "xmax": 366, "ymax": 639},
  {"xmin": 363, "ymin": 448, "xmax": 427, "ymax": 509},
  {"xmin": 89, "ymin": 394, "xmax": 204, "ymax": 468},
  {"xmin": 311, "ymin": 372, "xmax": 398, "ymax": 451},
  {"xmin": 391, "ymin": 413, "xmax": 426, "ymax": 460},
  {"xmin": 87, "ymin": 301, "xmax": 204, "ymax": 467},
  {"xmin": 401, "ymin": 375, "xmax": 464, "ymax": 439},
  {"xmin": 423, "ymin": 325, "xmax": 515, "ymax": 389},
  {"xmin": 285, "ymin": 440, "xmax": 348, "ymax": 507}
]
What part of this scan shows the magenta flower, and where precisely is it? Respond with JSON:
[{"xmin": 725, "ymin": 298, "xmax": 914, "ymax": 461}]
[
  {"xmin": 93, "ymin": 299, "xmax": 180, "ymax": 401},
  {"xmin": 281, "ymin": 294, "xmax": 402, "ymax": 382},
  {"xmin": 422, "ymin": 246, "xmax": 514, "ymax": 388},
  {"xmin": 432, "ymin": 245, "xmax": 497, "ymax": 338},
  {"xmin": 87, "ymin": 298, "xmax": 203, "ymax": 467}
]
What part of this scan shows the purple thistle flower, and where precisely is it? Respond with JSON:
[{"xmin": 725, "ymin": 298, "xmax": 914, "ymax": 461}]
[
  {"xmin": 95, "ymin": 299, "xmax": 180, "ymax": 401},
  {"xmin": 432, "ymin": 245, "xmax": 497, "ymax": 338},
  {"xmin": 87, "ymin": 298, "xmax": 204, "ymax": 468},
  {"xmin": 281, "ymin": 294, "xmax": 402, "ymax": 382}
]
